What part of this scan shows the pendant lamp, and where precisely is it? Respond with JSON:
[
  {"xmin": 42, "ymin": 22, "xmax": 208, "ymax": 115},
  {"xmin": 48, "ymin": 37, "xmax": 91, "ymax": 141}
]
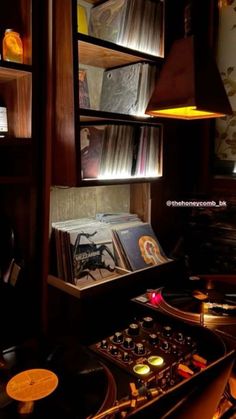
[{"xmin": 145, "ymin": 1, "xmax": 232, "ymax": 120}]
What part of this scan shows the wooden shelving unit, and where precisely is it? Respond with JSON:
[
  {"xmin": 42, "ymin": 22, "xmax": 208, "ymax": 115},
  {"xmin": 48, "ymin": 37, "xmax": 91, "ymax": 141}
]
[
  {"xmin": 53, "ymin": 0, "xmax": 164, "ymax": 186},
  {"xmin": 48, "ymin": 0, "xmax": 168, "ymax": 303},
  {"xmin": 48, "ymin": 260, "xmax": 175, "ymax": 299},
  {"xmin": 78, "ymin": 34, "xmax": 163, "ymax": 68},
  {"xmin": 0, "ymin": 0, "xmax": 49, "ymax": 345}
]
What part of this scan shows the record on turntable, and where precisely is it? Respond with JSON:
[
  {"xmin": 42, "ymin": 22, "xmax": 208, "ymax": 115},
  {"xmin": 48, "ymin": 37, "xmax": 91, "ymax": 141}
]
[
  {"xmin": 132, "ymin": 277, "xmax": 236, "ymax": 328},
  {"xmin": 0, "ymin": 339, "xmax": 117, "ymax": 419},
  {"xmin": 140, "ymin": 280, "xmax": 236, "ymax": 328},
  {"xmin": 6, "ymin": 369, "xmax": 58, "ymax": 402}
]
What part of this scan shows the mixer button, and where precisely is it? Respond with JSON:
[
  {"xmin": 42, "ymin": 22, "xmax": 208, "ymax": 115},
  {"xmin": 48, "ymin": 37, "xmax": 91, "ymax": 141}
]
[
  {"xmin": 142, "ymin": 316, "xmax": 154, "ymax": 329},
  {"xmin": 160, "ymin": 377, "xmax": 167, "ymax": 388},
  {"xmin": 163, "ymin": 326, "xmax": 172, "ymax": 337},
  {"xmin": 134, "ymin": 343, "xmax": 145, "ymax": 355},
  {"xmin": 124, "ymin": 337, "xmax": 134, "ymax": 349},
  {"xmin": 185, "ymin": 336, "xmax": 192, "ymax": 345},
  {"xmin": 113, "ymin": 332, "xmax": 123, "ymax": 344},
  {"xmin": 128, "ymin": 323, "xmax": 140, "ymax": 336},
  {"xmin": 186, "ymin": 337, "xmax": 196, "ymax": 349},
  {"xmin": 133, "ymin": 364, "xmax": 150, "ymax": 376},
  {"xmin": 171, "ymin": 344, "xmax": 178, "ymax": 354},
  {"xmin": 149, "ymin": 333, "xmax": 159, "ymax": 345},
  {"xmin": 148, "ymin": 356, "xmax": 164, "ymax": 367}
]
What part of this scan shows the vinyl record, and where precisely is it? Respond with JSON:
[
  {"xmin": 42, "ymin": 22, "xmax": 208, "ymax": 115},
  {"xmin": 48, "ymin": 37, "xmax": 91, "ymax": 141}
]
[
  {"xmin": 6, "ymin": 369, "xmax": 59, "ymax": 402},
  {"xmin": 156, "ymin": 281, "xmax": 236, "ymax": 327},
  {"xmin": 0, "ymin": 337, "xmax": 117, "ymax": 419}
]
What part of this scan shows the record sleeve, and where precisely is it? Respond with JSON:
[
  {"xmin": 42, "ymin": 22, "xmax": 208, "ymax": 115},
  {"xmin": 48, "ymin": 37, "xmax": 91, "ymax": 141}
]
[
  {"xmin": 79, "ymin": 69, "xmax": 90, "ymax": 109},
  {"xmin": 100, "ymin": 63, "xmax": 142, "ymax": 115},
  {"xmin": 89, "ymin": 0, "xmax": 127, "ymax": 44},
  {"xmin": 67, "ymin": 223, "xmax": 116, "ymax": 283},
  {"xmin": 115, "ymin": 222, "xmax": 169, "ymax": 271},
  {"xmin": 80, "ymin": 126, "xmax": 105, "ymax": 179},
  {"xmin": 77, "ymin": 5, "xmax": 88, "ymax": 34}
]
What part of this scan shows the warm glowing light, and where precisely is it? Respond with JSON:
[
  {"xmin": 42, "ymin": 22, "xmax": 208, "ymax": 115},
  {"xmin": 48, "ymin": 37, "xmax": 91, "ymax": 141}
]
[
  {"xmin": 133, "ymin": 364, "xmax": 150, "ymax": 376},
  {"xmin": 148, "ymin": 291, "xmax": 162, "ymax": 305},
  {"xmin": 96, "ymin": 173, "xmax": 161, "ymax": 180},
  {"xmin": 218, "ymin": 0, "xmax": 232, "ymax": 8},
  {"xmin": 147, "ymin": 106, "xmax": 225, "ymax": 120},
  {"xmin": 148, "ymin": 356, "xmax": 164, "ymax": 366},
  {"xmin": 212, "ymin": 410, "xmax": 220, "ymax": 419},
  {"xmin": 233, "ymin": 162, "xmax": 236, "ymax": 173}
]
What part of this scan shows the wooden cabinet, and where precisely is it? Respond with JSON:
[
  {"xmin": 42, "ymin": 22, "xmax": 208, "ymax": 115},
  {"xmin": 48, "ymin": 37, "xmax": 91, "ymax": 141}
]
[
  {"xmin": 46, "ymin": 0, "xmax": 196, "ymax": 317},
  {"xmin": 0, "ymin": 0, "xmax": 50, "ymax": 344},
  {"xmin": 0, "ymin": 0, "xmax": 33, "ymax": 182},
  {"xmin": 47, "ymin": 0, "xmax": 173, "ymax": 306}
]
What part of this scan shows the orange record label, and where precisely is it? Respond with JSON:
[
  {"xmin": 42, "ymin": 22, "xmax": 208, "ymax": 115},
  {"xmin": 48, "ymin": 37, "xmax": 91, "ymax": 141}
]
[{"xmin": 6, "ymin": 369, "xmax": 58, "ymax": 402}]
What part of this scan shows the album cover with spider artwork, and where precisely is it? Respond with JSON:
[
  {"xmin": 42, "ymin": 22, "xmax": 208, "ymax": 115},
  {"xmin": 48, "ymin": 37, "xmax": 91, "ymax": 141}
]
[{"xmin": 67, "ymin": 223, "xmax": 116, "ymax": 285}]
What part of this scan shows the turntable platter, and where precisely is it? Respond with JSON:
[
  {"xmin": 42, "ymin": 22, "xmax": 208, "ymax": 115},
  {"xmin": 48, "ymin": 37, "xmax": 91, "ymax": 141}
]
[
  {"xmin": 134, "ymin": 281, "xmax": 236, "ymax": 328},
  {"xmin": 0, "ymin": 338, "xmax": 117, "ymax": 419},
  {"xmin": 160, "ymin": 281, "xmax": 236, "ymax": 327}
]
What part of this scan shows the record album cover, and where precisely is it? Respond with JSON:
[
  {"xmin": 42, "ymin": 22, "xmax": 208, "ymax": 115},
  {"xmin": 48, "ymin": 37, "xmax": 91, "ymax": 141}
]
[
  {"xmin": 89, "ymin": 0, "xmax": 127, "ymax": 43},
  {"xmin": 115, "ymin": 223, "xmax": 168, "ymax": 271},
  {"xmin": 100, "ymin": 63, "xmax": 141, "ymax": 115},
  {"xmin": 80, "ymin": 126, "xmax": 105, "ymax": 179},
  {"xmin": 68, "ymin": 224, "xmax": 116, "ymax": 283},
  {"xmin": 79, "ymin": 69, "xmax": 90, "ymax": 109}
]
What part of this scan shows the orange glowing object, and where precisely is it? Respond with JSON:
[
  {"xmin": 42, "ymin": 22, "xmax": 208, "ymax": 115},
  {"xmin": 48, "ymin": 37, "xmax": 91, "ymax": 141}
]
[
  {"xmin": 149, "ymin": 106, "xmax": 225, "ymax": 120},
  {"xmin": 3, "ymin": 29, "xmax": 23, "ymax": 64},
  {"xmin": 6, "ymin": 369, "xmax": 58, "ymax": 402}
]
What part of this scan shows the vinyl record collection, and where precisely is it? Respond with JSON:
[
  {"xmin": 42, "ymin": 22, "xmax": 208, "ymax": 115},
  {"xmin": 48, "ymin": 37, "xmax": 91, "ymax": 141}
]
[
  {"xmin": 80, "ymin": 124, "xmax": 162, "ymax": 180},
  {"xmin": 89, "ymin": 0, "xmax": 164, "ymax": 57},
  {"xmin": 99, "ymin": 63, "xmax": 157, "ymax": 116},
  {"xmin": 51, "ymin": 214, "xmax": 169, "ymax": 288},
  {"xmin": 79, "ymin": 62, "xmax": 157, "ymax": 117}
]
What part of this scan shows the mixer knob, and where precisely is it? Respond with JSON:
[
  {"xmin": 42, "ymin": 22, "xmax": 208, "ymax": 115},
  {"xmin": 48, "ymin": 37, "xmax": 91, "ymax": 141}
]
[
  {"xmin": 122, "ymin": 352, "xmax": 131, "ymax": 362},
  {"xmin": 161, "ymin": 340, "xmax": 170, "ymax": 351},
  {"xmin": 100, "ymin": 340, "xmax": 108, "ymax": 349},
  {"xmin": 149, "ymin": 333, "xmax": 159, "ymax": 345},
  {"xmin": 142, "ymin": 316, "xmax": 154, "ymax": 329},
  {"xmin": 163, "ymin": 326, "xmax": 172, "ymax": 337},
  {"xmin": 134, "ymin": 343, "xmax": 145, "ymax": 355},
  {"xmin": 110, "ymin": 345, "xmax": 119, "ymax": 356},
  {"xmin": 124, "ymin": 337, "xmax": 134, "ymax": 349},
  {"xmin": 113, "ymin": 332, "xmax": 123, "ymax": 344},
  {"xmin": 176, "ymin": 332, "xmax": 184, "ymax": 343},
  {"xmin": 128, "ymin": 323, "xmax": 140, "ymax": 336}
]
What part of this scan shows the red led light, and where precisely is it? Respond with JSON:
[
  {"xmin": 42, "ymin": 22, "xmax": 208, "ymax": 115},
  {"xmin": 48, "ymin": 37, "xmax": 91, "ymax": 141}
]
[{"xmin": 148, "ymin": 291, "xmax": 162, "ymax": 305}]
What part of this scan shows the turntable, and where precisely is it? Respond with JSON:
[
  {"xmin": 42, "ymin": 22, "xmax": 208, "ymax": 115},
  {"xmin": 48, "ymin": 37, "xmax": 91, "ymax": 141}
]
[
  {"xmin": 0, "ymin": 337, "xmax": 117, "ymax": 419},
  {"xmin": 0, "ymin": 318, "xmax": 235, "ymax": 419},
  {"xmin": 132, "ymin": 278, "xmax": 236, "ymax": 328}
]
